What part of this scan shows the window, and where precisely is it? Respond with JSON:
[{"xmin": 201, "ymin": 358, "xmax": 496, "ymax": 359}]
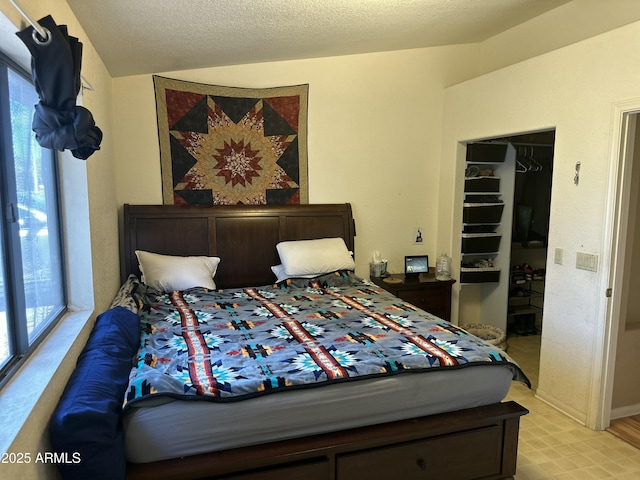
[{"xmin": 0, "ymin": 52, "xmax": 66, "ymax": 381}]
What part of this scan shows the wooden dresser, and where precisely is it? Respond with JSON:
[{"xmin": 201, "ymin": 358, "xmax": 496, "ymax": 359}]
[{"xmin": 370, "ymin": 269, "xmax": 455, "ymax": 321}]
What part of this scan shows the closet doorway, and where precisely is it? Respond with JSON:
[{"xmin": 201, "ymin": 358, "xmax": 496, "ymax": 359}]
[
  {"xmin": 505, "ymin": 131, "xmax": 554, "ymax": 390},
  {"xmin": 471, "ymin": 130, "xmax": 555, "ymax": 390}
]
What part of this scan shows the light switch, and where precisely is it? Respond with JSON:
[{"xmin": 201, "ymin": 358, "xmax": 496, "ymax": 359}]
[
  {"xmin": 554, "ymin": 247, "xmax": 563, "ymax": 265},
  {"xmin": 576, "ymin": 252, "xmax": 598, "ymax": 272}
]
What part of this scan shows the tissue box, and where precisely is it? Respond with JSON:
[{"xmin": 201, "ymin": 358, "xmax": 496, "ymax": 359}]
[{"xmin": 370, "ymin": 262, "xmax": 385, "ymax": 277}]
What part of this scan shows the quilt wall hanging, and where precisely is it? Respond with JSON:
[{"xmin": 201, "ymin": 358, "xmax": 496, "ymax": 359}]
[{"xmin": 153, "ymin": 76, "xmax": 309, "ymax": 205}]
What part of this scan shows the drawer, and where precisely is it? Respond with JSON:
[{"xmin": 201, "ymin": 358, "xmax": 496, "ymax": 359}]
[
  {"xmin": 463, "ymin": 223, "xmax": 498, "ymax": 234},
  {"xmin": 466, "ymin": 143, "xmax": 508, "ymax": 163},
  {"xmin": 460, "ymin": 268, "xmax": 500, "ymax": 284},
  {"xmin": 398, "ymin": 288, "xmax": 449, "ymax": 320},
  {"xmin": 337, "ymin": 425, "xmax": 503, "ymax": 480},
  {"xmin": 461, "ymin": 234, "xmax": 501, "ymax": 254},
  {"xmin": 462, "ymin": 203, "xmax": 504, "ymax": 224},
  {"xmin": 464, "ymin": 176, "xmax": 500, "ymax": 192},
  {"xmin": 220, "ymin": 459, "xmax": 329, "ymax": 480}
]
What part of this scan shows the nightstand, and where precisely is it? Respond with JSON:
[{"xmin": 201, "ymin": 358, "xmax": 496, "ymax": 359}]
[{"xmin": 370, "ymin": 268, "xmax": 456, "ymax": 321}]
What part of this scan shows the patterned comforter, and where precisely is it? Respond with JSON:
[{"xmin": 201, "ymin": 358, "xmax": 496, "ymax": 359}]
[{"xmin": 124, "ymin": 273, "xmax": 529, "ymax": 409}]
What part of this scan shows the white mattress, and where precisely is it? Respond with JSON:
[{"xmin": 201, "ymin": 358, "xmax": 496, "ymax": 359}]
[{"xmin": 124, "ymin": 364, "xmax": 514, "ymax": 463}]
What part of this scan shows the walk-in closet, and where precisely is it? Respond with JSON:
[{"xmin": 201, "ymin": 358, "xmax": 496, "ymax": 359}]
[
  {"xmin": 459, "ymin": 131, "xmax": 554, "ymax": 378},
  {"xmin": 508, "ymin": 137, "xmax": 554, "ymax": 337}
]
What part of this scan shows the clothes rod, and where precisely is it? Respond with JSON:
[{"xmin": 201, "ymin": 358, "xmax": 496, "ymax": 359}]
[
  {"xmin": 511, "ymin": 142, "xmax": 554, "ymax": 148},
  {"xmin": 8, "ymin": 0, "xmax": 94, "ymax": 92}
]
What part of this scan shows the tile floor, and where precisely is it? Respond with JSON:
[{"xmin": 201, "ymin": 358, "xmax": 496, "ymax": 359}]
[{"xmin": 506, "ymin": 335, "xmax": 640, "ymax": 479}]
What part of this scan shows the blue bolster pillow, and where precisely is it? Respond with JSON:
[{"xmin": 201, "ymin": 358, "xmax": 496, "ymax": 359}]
[{"xmin": 49, "ymin": 306, "xmax": 140, "ymax": 480}]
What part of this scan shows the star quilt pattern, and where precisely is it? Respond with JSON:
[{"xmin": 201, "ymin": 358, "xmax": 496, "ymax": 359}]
[{"xmin": 154, "ymin": 76, "xmax": 308, "ymax": 205}]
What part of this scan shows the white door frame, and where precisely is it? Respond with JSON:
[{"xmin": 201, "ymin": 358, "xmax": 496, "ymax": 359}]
[{"xmin": 592, "ymin": 99, "xmax": 640, "ymax": 429}]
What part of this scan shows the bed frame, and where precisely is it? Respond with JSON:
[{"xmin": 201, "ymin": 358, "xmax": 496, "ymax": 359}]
[{"xmin": 122, "ymin": 203, "xmax": 528, "ymax": 480}]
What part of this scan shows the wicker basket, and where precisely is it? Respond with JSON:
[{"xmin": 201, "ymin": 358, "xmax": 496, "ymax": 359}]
[{"xmin": 461, "ymin": 323, "xmax": 507, "ymax": 352}]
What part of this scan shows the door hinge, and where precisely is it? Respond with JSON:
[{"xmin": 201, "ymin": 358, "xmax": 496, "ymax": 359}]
[{"xmin": 606, "ymin": 288, "xmax": 612, "ymax": 298}]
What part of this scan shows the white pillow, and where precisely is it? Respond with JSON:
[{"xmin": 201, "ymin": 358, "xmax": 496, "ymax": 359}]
[
  {"xmin": 135, "ymin": 250, "xmax": 220, "ymax": 292},
  {"xmin": 271, "ymin": 264, "xmax": 318, "ymax": 283},
  {"xmin": 276, "ymin": 237, "xmax": 355, "ymax": 277}
]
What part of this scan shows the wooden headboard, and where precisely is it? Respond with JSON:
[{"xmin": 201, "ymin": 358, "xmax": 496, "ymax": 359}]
[{"xmin": 121, "ymin": 203, "xmax": 356, "ymax": 289}]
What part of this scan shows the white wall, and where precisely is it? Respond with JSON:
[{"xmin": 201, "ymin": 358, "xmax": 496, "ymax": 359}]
[
  {"xmin": 478, "ymin": 0, "xmax": 640, "ymax": 76},
  {"xmin": 113, "ymin": 46, "xmax": 479, "ymax": 276},
  {"xmin": 439, "ymin": 20, "xmax": 640, "ymax": 427}
]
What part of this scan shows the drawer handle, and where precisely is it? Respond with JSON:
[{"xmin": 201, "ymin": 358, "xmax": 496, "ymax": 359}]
[{"xmin": 417, "ymin": 458, "xmax": 427, "ymax": 471}]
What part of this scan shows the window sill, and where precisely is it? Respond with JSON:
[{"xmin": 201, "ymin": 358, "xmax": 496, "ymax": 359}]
[{"xmin": 0, "ymin": 308, "xmax": 94, "ymax": 456}]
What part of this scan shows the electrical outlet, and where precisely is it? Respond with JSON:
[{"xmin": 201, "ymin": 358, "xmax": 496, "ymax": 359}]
[
  {"xmin": 413, "ymin": 227, "xmax": 424, "ymax": 244},
  {"xmin": 554, "ymin": 247, "xmax": 563, "ymax": 265},
  {"xmin": 576, "ymin": 252, "xmax": 598, "ymax": 272}
]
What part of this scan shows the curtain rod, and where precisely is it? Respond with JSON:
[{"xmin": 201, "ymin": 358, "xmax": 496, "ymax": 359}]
[
  {"xmin": 9, "ymin": 0, "xmax": 48, "ymax": 41},
  {"xmin": 511, "ymin": 142, "xmax": 554, "ymax": 148},
  {"xmin": 8, "ymin": 0, "xmax": 94, "ymax": 92}
]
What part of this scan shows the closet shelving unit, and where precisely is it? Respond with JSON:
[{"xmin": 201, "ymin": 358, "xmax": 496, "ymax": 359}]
[
  {"xmin": 508, "ymin": 276, "xmax": 544, "ymax": 335},
  {"xmin": 458, "ymin": 142, "xmax": 516, "ymax": 331},
  {"xmin": 461, "ymin": 143, "xmax": 508, "ymax": 284}
]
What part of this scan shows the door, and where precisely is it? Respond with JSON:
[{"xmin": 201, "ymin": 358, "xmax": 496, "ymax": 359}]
[{"xmin": 601, "ymin": 109, "xmax": 640, "ymax": 429}]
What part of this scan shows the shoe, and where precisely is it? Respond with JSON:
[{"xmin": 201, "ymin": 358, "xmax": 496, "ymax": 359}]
[
  {"xmin": 512, "ymin": 316, "xmax": 529, "ymax": 336},
  {"xmin": 525, "ymin": 314, "xmax": 537, "ymax": 334}
]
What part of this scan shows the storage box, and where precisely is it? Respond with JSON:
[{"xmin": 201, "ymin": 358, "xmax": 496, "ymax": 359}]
[
  {"xmin": 464, "ymin": 176, "xmax": 500, "ymax": 192},
  {"xmin": 464, "ymin": 194, "xmax": 501, "ymax": 203},
  {"xmin": 462, "ymin": 203, "xmax": 504, "ymax": 224},
  {"xmin": 461, "ymin": 233, "xmax": 501, "ymax": 254},
  {"xmin": 463, "ymin": 224, "xmax": 498, "ymax": 234},
  {"xmin": 460, "ymin": 267, "xmax": 500, "ymax": 283},
  {"xmin": 466, "ymin": 143, "xmax": 508, "ymax": 163}
]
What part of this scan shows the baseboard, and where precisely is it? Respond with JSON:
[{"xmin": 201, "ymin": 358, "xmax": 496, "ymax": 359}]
[
  {"xmin": 611, "ymin": 404, "xmax": 640, "ymax": 420},
  {"xmin": 534, "ymin": 388, "xmax": 587, "ymax": 425}
]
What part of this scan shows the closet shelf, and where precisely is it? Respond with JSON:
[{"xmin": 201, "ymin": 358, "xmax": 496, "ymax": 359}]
[
  {"xmin": 512, "ymin": 240, "xmax": 546, "ymax": 248},
  {"xmin": 507, "ymin": 305, "xmax": 541, "ymax": 316},
  {"xmin": 462, "ymin": 142, "xmax": 510, "ymax": 286},
  {"xmin": 460, "ymin": 266, "xmax": 500, "ymax": 284},
  {"xmin": 465, "ymin": 176, "xmax": 501, "ymax": 193},
  {"xmin": 509, "ymin": 290, "xmax": 543, "ymax": 300},
  {"xmin": 463, "ymin": 204, "xmax": 504, "ymax": 225}
]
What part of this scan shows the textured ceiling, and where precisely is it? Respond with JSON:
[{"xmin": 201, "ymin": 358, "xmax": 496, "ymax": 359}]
[{"xmin": 65, "ymin": 0, "xmax": 572, "ymax": 77}]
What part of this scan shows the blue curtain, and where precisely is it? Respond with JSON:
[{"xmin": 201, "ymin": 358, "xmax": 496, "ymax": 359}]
[{"xmin": 16, "ymin": 15, "xmax": 102, "ymax": 160}]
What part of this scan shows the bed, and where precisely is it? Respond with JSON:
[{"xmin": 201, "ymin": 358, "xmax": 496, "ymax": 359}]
[{"xmin": 52, "ymin": 203, "xmax": 530, "ymax": 480}]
